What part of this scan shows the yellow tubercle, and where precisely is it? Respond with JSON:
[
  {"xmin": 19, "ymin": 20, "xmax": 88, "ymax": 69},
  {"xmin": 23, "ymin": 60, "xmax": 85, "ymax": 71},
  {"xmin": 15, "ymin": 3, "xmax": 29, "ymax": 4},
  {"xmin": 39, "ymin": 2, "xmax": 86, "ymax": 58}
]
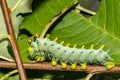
[
  {"xmin": 46, "ymin": 34, "xmax": 50, "ymax": 39},
  {"xmin": 81, "ymin": 63, "xmax": 87, "ymax": 70},
  {"xmin": 66, "ymin": 43, "xmax": 70, "ymax": 47},
  {"xmin": 52, "ymin": 60, "xmax": 57, "ymax": 66},
  {"xmin": 36, "ymin": 57, "xmax": 40, "ymax": 61},
  {"xmin": 35, "ymin": 33, "xmax": 40, "ymax": 38},
  {"xmin": 53, "ymin": 37, "xmax": 58, "ymax": 42},
  {"xmin": 28, "ymin": 47, "xmax": 33, "ymax": 56},
  {"xmin": 73, "ymin": 44, "xmax": 77, "ymax": 48},
  {"xmin": 81, "ymin": 45, "xmax": 85, "ymax": 48},
  {"xmin": 60, "ymin": 41, "xmax": 64, "ymax": 45},
  {"xmin": 61, "ymin": 62, "xmax": 67, "ymax": 68},
  {"xmin": 71, "ymin": 63, "xmax": 77, "ymax": 69},
  {"xmin": 40, "ymin": 57, "xmax": 45, "ymax": 62},
  {"xmin": 106, "ymin": 62, "xmax": 115, "ymax": 69},
  {"xmin": 100, "ymin": 45, "xmax": 105, "ymax": 49},
  {"xmin": 90, "ymin": 44, "xmax": 94, "ymax": 49},
  {"xmin": 27, "ymin": 39, "xmax": 32, "ymax": 43},
  {"xmin": 35, "ymin": 56, "xmax": 38, "ymax": 59}
]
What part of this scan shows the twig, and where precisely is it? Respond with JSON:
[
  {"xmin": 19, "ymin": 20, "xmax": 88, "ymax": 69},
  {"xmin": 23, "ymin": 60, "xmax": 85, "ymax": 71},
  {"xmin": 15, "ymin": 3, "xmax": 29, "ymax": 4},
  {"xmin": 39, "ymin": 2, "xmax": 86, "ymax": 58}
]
[
  {"xmin": 0, "ymin": 69, "xmax": 18, "ymax": 80},
  {"xmin": 0, "ymin": 34, "xmax": 11, "ymax": 40},
  {"xmin": 75, "ymin": 4, "xmax": 96, "ymax": 15},
  {"xmin": 85, "ymin": 72, "xmax": 100, "ymax": 80},
  {"xmin": 0, "ymin": 0, "xmax": 27, "ymax": 80},
  {"xmin": 0, "ymin": 61, "xmax": 120, "ymax": 73},
  {"xmin": 11, "ymin": 0, "xmax": 22, "ymax": 12},
  {"xmin": 85, "ymin": 73, "xmax": 93, "ymax": 80}
]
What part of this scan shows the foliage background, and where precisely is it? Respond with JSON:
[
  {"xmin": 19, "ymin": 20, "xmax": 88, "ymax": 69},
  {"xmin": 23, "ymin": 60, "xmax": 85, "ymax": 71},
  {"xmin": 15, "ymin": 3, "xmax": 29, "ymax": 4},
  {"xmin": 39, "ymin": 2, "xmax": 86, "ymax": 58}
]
[{"xmin": 0, "ymin": 0, "xmax": 120, "ymax": 80}]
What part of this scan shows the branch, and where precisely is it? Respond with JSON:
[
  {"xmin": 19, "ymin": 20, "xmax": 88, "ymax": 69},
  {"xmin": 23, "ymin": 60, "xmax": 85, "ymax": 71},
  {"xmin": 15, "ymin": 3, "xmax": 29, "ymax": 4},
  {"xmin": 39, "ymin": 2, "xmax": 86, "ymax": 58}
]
[
  {"xmin": 0, "ymin": 61, "xmax": 120, "ymax": 73},
  {"xmin": 75, "ymin": 4, "xmax": 96, "ymax": 15},
  {"xmin": 0, "ymin": 0, "xmax": 26, "ymax": 80},
  {"xmin": 0, "ymin": 70, "xmax": 18, "ymax": 80}
]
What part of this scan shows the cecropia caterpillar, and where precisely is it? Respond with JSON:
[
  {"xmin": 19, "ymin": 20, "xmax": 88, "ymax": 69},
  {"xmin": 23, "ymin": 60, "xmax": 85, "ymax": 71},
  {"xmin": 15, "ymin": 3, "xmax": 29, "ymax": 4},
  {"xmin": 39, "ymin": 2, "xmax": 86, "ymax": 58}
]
[{"xmin": 28, "ymin": 33, "xmax": 115, "ymax": 70}]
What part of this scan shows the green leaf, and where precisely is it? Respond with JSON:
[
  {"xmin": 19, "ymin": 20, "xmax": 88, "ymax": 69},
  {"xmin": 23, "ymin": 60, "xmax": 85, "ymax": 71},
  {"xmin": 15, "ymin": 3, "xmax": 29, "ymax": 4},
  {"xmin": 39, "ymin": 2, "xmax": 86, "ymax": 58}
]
[
  {"xmin": 0, "ymin": 7, "xmax": 14, "ymax": 61},
  {"xmin": 17, "ymin": 38, "xmax": 31, "ymax": 62},
  {"xmin": 7, "ymin": 0, "xmax": 33, "ymax": 37},
  {"xmin": 0, "ymin": 0, "xmax": 33, "ymax": 61},
  {"xmin": 21, "ymin": 0, "xmax": 77, "ymax": 35}
]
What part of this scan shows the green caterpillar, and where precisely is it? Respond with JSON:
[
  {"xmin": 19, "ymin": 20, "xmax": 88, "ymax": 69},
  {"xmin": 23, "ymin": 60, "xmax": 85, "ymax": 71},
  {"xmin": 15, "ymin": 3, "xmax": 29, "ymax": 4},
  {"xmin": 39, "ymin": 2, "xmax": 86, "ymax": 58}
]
[{"xmin": 28, "ymin": 34, "xmax": 115, "ymax": 70}]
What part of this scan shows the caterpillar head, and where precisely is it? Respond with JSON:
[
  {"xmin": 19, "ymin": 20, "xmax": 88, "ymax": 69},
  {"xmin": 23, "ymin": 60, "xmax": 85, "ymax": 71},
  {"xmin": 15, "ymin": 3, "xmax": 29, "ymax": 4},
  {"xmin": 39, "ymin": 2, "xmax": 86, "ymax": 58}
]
[
  {"xmin": 97, "ymin": 49, "xmax": 115, "ymax": 69},
  {"xmin": 103, "ymin": 52, "xmax": 115, "ymax": 69}
]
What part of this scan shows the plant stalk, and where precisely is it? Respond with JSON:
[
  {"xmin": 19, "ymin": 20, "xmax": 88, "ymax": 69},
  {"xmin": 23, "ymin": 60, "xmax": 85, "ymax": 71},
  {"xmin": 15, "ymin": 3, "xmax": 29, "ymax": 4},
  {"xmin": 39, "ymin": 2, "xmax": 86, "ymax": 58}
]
[
  {"xmin": 0, "ymin": 61, "xmax": 120, "ymax": 73},
  {"xmin": 0, "ymin": 0, "xmax": 27, "ymax": 80}
]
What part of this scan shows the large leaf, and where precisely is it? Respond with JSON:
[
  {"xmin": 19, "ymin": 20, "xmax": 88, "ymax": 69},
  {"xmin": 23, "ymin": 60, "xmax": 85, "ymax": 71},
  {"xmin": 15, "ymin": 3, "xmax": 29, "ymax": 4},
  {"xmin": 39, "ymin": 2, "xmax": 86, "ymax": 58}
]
[
  {"xmin": 7, "ymin": 0, "xmax": 33, "ymax": 37},
  {"xmin": 0, "ymin": 0, "xmax": 33, "ymax": 61},
  {"xmin": 19, "ymin": 0, "xmax": 77, "ymax": 61},
  {"xmin": 21, "ymin": 0, "xmax": 77, "ymax": 35},
  {"xmin": 0, "ymin": 7, "xmax": 13, "ymax": 61},
  {"xmin": 49, "ymin": 0, "xmax": 120, "ymax": 64}
]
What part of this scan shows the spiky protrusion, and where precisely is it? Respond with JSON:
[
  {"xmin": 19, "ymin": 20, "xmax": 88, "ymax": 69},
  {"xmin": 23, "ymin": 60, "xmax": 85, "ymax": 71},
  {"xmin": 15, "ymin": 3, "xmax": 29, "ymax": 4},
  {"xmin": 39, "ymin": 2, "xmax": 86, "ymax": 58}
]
[
  {"xmin": 73, "ymin": 44, "xmax": 77, "ymax": 48},
  {"xmin": 81, "ymin": 45, "xmax": 85, "ymax": 48},
  {"xmin": 35, "ymin": 33, "xmax": 40, "ymax": 38},
  {"xmin": 45, "ymin": 34, "xmax": 50, "ymax": 39},
  {"xmin": 90, "ymin": 44, "xmax": 94, "ymax": 49},
  {"xmin": 66, "ymin": 43, "xmax": 70, "ymax": 47},
  {"xmin": 60, "ymin": 41, "xmax": 64, "ymax": 45},
  {"xmin": 100, "ymin": 45, "xmax": 105, "ymax": 49},
  {"xmin": 53, "ymin": 37, "xmax": 58, "ymax": 42},
  {"xmin": 27, "ymin": 39, "xmax": 32, "ymax": 44}
]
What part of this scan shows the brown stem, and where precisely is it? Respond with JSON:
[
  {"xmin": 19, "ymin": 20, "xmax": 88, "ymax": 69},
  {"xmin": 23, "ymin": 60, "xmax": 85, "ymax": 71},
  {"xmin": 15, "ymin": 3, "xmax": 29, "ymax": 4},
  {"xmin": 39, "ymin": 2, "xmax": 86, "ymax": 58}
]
[
  {"xmin": 0, "ymin": 61, "xmax": 120, "ymax": 73},
  {"xmin": 0, "ymin": 0, "xmax": 27, "ymax": 80}
]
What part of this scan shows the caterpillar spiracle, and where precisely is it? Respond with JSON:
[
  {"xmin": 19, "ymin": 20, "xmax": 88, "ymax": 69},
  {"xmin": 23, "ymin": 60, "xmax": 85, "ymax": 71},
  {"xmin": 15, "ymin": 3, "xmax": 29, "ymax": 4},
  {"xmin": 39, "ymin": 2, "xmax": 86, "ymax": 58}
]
[{"xmin": 28, "ymin": 33, "xmax": 115, "ymax": 70}]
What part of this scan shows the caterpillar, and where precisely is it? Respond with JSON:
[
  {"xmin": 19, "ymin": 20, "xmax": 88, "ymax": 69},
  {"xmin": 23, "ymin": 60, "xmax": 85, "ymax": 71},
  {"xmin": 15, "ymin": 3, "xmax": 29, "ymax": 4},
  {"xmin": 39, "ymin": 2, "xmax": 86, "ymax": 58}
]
[{"xmin": 28, "ymin": 33, "xmax": 115, "ymax": 70}]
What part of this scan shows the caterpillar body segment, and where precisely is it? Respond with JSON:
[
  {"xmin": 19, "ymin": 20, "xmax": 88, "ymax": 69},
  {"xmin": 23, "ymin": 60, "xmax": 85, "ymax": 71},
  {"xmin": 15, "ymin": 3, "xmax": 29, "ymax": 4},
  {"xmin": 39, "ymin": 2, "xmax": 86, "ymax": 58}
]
[{"xmin": 28, "ymin": 36, "xmax": 115, "ymax": 70}]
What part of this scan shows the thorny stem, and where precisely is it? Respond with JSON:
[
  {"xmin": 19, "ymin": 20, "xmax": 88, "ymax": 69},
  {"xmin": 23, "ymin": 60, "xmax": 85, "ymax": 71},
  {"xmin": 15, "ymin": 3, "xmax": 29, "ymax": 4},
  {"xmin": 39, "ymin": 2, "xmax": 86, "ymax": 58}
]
[{"xmin": 0, "ymin": 0, "xmax": 27, "ymax": 80}]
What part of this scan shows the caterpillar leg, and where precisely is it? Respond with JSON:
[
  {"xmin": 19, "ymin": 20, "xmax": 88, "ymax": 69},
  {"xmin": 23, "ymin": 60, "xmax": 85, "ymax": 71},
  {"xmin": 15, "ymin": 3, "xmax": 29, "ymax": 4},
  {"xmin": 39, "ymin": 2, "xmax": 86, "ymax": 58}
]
[
  {"xmin": 80, "ymin": 63, "xmax": 87, "ymax": 70},
  {"xmin": 61, "ymin": 62, "xmax": 67, "ymax": 69},
  {"xmin": 35, "ymin": 56, "xmax": 40, "ymax": 61},
  {"xmin": 71, "ymin": 63, "xmax": 77, "ymax": 69},
  {"xmin": 28, "ymin": 47, "xmax": 33, "ymax": 56},
  {"xmin": 35, "ymin": 56, "xmax": 45, "ymax": 62},
  {"xmin": 40, "ymin": 57, "xmax": 45, "ymax": 62},
  {"xmin": 51, "ymin": 59, "xmax": 57, "ymax": 66},
  {"xmin": 105, "ymin": 62, "xmax": 115, "ymax": 69}
]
